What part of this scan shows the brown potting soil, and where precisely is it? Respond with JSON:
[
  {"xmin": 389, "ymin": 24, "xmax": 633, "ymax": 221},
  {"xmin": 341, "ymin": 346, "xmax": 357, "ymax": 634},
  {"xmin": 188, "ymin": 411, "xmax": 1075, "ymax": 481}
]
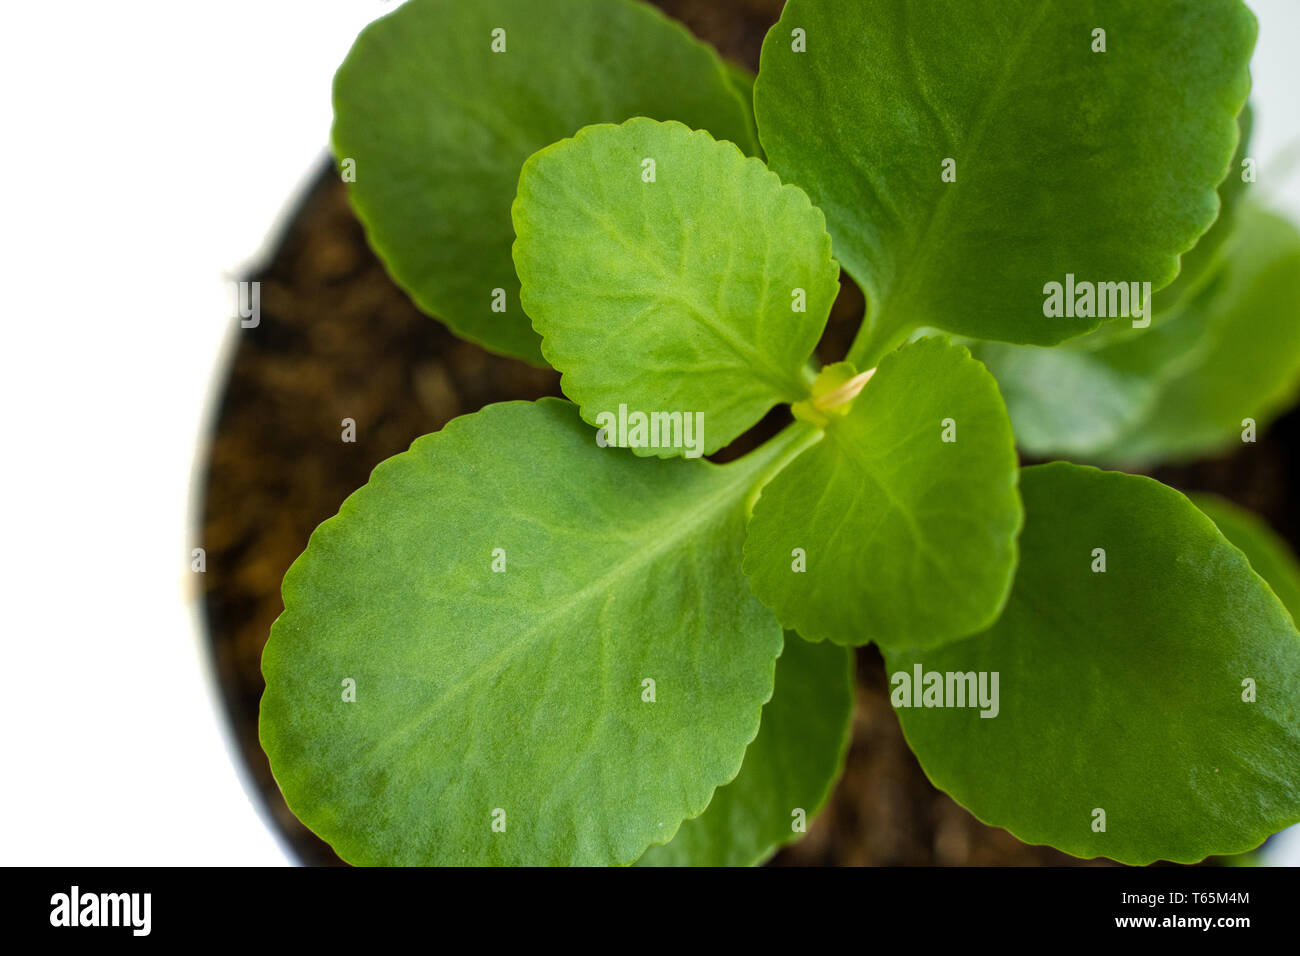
[{"xmin": 197, "ymin": 0, "xmax": 1299, "ymax": 866}]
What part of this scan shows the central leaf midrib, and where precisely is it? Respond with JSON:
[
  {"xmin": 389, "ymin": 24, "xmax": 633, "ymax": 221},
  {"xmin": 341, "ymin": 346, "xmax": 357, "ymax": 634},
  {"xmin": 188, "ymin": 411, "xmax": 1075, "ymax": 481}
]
[
  {"xmin": 374, "ymin": 449, "xmax": 782, "ymax": 758},
  {"xmin": 826, "ymin": 422, "xmax": 969, "ymax": 604},
  {"xmin": 562, "ymin": 179, "xmax": 808, "ymax": 401}
]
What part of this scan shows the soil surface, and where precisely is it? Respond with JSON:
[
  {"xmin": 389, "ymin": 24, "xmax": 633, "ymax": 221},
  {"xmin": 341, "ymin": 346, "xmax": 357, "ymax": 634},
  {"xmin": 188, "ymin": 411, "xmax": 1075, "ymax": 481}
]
[{"xmin": 198, "ymin": 0, "xmax": 1300, "ymax": 866}]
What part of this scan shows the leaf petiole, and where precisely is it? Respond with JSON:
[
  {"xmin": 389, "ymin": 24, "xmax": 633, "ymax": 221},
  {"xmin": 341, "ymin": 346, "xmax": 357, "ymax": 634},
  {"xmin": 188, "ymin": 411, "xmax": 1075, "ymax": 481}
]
[{"xmin": 739, "ymin": 419, "xmax": 823, "ymax": 516}]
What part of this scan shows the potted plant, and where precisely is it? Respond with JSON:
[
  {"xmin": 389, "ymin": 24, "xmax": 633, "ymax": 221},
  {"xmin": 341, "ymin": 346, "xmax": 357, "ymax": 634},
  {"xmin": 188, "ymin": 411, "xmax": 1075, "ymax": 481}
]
[{"xmin": 204, "ymin": 0, "xmax": 1300, "ymax": 867}]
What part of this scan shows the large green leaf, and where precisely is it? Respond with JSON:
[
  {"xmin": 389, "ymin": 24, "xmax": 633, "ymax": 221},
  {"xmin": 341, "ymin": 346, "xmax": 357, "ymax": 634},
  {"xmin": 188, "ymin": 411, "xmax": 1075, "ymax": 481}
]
[
  {"xmin": 260, "ymin": 399, "xmax": 796, "ymax": 866},
  {"xmin": 1193, "ymin": 494, "xmax": 1300, "ymax": 627},
  {"xmin": 753, "ymin": 0, "xmax": 1256, "ymax": 363},
  {"xmin": 743, "ymin": 337, "xmax": 1022, "ymax": 651},
  {"xmin": 889, "ymin": 463, "xmax": 1300, "ymax": 865},
  {"xmin": 513, "ymin": 119, "xmax": 837, "ymax": 456},
  {"xmin": 973, "ymin": 107, "xmax": 1259, "ymax": 460},
  {"xmin": 980, "ymin": 204, "xmax": 1300, "ymax": 464},
  {"xmin": 1147, "ymin": 104, "xmax": 1254, "ymax": 317},
  {"xmin": 637, "ymin": 632, "xmax": 854, "ymax": 866},
  {"xmin": 1077, "ymin": 103, "xmax": 1254, "ymax": 345},
  {"xmin": 333, "ymin": 0, "xmax": 757, "ymax": 364}
]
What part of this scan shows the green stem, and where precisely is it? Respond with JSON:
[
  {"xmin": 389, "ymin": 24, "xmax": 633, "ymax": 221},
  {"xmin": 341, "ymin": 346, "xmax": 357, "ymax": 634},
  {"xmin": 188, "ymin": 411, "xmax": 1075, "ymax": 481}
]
[
  {"xmin": 800, "ymin": 359, "xmax": 821, "ymax": 390},
  {"xmin": 728, "ymin": 419, "xmax": 823, "ymax": 516},
  {"xmin": 847, "ymin": 315, "xmax": 912, "ymax": 371}
]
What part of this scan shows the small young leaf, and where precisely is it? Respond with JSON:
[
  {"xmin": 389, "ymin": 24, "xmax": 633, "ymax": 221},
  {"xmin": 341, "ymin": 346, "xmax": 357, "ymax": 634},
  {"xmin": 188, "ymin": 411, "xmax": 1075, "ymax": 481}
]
[
  {"xmin": 636, "ymin": 632, "xmax": 854, "ymax": 867},
  {"xmin": 754, "ymin": 0, "xmax": 1256, "ymax": 361},
  {"xmin": 513, "ymin": 119, "xmax": 838, "ymax": 456},
  {"xmin": 743, "ymin": 337, "xmax": 1022, "ymax": 651},
  {"xmin": 333, "ymin": 0, "xmax": 758, "ymax": 364},
  {"xmin": 889, "ymin": 463, "xmax": 1300, "ymax": 865},
  {"xmin": 1192, "ymin": 494, "xmax": 1300, "ymax": 626},
  {"xmin": 260, "ymin": 399, "xmax": 790, "ymax": 866}
]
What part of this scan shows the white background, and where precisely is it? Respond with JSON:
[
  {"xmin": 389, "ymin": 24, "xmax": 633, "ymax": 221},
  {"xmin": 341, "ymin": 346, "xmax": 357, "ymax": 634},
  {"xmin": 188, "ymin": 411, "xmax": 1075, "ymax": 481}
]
[{"xmin": 0, "ymin": 0, "xmax": 1298, "ymax": 866}]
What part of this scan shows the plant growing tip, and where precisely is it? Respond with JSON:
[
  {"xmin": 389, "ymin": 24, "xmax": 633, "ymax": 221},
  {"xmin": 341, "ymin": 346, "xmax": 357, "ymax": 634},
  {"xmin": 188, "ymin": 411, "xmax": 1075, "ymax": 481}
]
[{"xmin": 792, "ymin": 363, "xmax": 876, "ymax": 427}]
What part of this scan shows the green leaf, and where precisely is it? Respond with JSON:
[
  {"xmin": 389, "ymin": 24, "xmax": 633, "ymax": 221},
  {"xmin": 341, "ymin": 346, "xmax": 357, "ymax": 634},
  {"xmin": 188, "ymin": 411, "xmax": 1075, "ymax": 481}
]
[
  {"xmin": 636, "ymin": 632, "xmax": 854, "ymax": 866},
  {"xmin": 888, "ymin": 463, "xmax": 1300, "ymax": 865},
  {"xmin": 971, "ymin": 105, "xmax": 1254, "ymax": 460},
  {"xmin": 333, "ymin": 0, "xmax": 758, "ymax": 364},
  {"xmin": 1149, "ymin": 104, "xmax": 1255, "ymax": 315},
  {"xmin": 970, "ymin": 340, "xmax": 1164, "ymax": 458},
  {"xmin": 1077, "ymin": 103, "xmax": 1254, "ymax": 344},
  {"xmin": 743, "ymin": 337, "xmax": 1023, "ymax": 651},
  {"xmin": 724, "ymin": 60, "xmax": 756, "ymax": 101},
  {"xmin": 1192, "ymin": 494, "xmax": 1300, "ymax": 626},
  {"xmin": 513, "ymin": 118, "xmax": 838, "ymax": 456},
  {"xmin": 753, "ymin": 0, "xmax": 1256, "ymax": 362},
  {"xmin": 979, "ymin": 203, "xmax": 1300, "ymax": 464},
  {"xmin": 722, "ymin": 60, "xmax": 760, "ymax": 156},
  {"xmin": 975, "ymin": 289, "xmax": 1214, "ymax": 458},
  {"xmin": 1094, "ymin": 205, "xmax": 1300, "ymax": 465},
  {"xmin": 260, "ymin": 399, "xmax": 792, "ymax": 866}
]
